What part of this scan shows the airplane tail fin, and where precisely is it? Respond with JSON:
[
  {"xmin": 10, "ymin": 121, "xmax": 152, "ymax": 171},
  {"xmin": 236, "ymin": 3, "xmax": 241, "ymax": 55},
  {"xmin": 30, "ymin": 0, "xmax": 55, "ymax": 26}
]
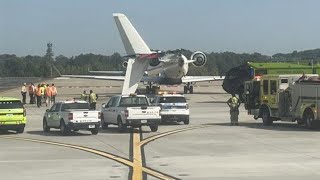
[{"xmin": 113, "ymin": 13, "xmax": 151, "ymax": 56}]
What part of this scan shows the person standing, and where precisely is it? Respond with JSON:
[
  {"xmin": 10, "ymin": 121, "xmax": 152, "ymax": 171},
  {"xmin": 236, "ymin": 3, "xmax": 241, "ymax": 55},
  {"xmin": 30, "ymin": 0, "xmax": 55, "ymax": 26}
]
[
  {"xmin": 28, "ymin": 83, "xmax": 35, "ymax": 104},
  {"xmin": 45, "ymin": 84, "xmax": 52, "ymax": 107},
  {"xmin": 227, "ymin": 94, "xmax": 241, "ymax": 125},
  {"xmin": 89, "ymin": 90, "xmax": 98, "ymax": 110},
  {"xmin": 81, "ymin": 90, "xmax": 88, "ymax": 101},
  {"xmin": 36, "ymin": 84, "xmax": 43, "ymax": 108},
  {"xmin": 51, "ymin": 83, "xmax": 57, "ymax": 104},
  {"xmin": 21, "ymin": 83, "xmax": 27, "ymax": 104}
]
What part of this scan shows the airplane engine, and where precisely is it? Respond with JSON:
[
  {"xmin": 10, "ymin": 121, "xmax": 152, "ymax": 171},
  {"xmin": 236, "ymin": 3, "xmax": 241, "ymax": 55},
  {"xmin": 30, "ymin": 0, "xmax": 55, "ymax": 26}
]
[
  {"xmin": 149, "ymin": 58, "xmax": 161, "ymax": 67},
  {"xmin": 122, "ymin": 61, "xmax": 128, "ymax": 68},
  {"xmin": 191, "ymin": 51, "xmax": 207, "ymax": 67}
]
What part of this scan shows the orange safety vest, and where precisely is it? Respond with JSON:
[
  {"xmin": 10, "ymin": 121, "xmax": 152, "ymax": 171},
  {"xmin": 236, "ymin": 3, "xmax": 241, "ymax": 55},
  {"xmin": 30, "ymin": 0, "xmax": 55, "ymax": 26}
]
[
  {"xmin": 51, "ymin": 86, "xmax": 57, "ymax": 96},
  {"xmin": 36, "ymin": 87, "xmax": 42, "ymax": 96},
  {"xmin": 45, "ymin": 87, "xmax": 52, "ymax": 97}
]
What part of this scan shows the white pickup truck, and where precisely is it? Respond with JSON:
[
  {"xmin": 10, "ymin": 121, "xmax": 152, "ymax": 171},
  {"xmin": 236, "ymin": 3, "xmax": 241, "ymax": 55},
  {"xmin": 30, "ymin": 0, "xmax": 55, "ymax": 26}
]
[
  {"xmin": 43, "ymin": 100, "xmax": 101, "ymax": 136},
  {"xmin": 100, "ymin": 94, "xmax": 161, "ymax": 132}
]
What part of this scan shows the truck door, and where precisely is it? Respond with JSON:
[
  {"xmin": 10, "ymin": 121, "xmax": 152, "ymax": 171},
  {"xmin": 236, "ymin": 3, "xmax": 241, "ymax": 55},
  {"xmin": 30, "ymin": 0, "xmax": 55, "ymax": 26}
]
[
  {"xmin": 110, "ymin": 96, "xmax": 120, "ymax": 124},
  {"xmin": 52, "ymin": 103, "xmax": 62, "ymax": 127},
  {"xmin": 47, "ymin": 104, "xmax": 57, "ymax": 127},
  {"xmin": 269, "ymin": 80, "xmax": 278, "ymax": 108},
  {"xmin": 103, "ymin": 97, "xmax": 114, "ymax": 124}
]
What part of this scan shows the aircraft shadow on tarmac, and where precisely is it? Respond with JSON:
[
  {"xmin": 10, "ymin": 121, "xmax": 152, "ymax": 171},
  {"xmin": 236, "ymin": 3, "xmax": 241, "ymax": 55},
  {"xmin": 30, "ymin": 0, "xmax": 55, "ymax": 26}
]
[
  {"xmin": 99, "ymin": 127, "xmax": 152, "ymax": 134},
  {"xmin": 160, "ymin": 121, "xmax": 185, "ymax": 126},
  {"xmin": 206, "ymin": 122, "xmax": 320, "ymax": 132}
]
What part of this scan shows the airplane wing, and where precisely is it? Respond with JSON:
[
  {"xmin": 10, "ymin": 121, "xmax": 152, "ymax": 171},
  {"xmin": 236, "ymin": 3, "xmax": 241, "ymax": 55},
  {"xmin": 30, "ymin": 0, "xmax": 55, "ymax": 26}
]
[
  {"xmin": 89, "ymin": 71, "xmax": 124, "ymax": 74},
  {"xmin": 182, "ymin": 76, "xmax": 225, "ymax": 83},
  {"xmin": 61, "ymin": 75, "xmax": 125, "ymax": 81}
]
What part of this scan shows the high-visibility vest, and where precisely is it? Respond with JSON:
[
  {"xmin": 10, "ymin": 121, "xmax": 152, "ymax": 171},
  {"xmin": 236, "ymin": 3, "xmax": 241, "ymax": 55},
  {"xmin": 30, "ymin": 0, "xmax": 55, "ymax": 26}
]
[
  {"xmin": 36, "ymin": 87, "xmax": 42, "ymax": 96},
  {"xmin": 51, "ymin": 86, "xmax": 57, "ymax": 96},
  {"xmin": 28, "ymin": 85, "xmax": 34, "ymax": 94},
  {"xmin": 81, "ymin": 94, "xmax": 87, "ymax": 101},
  {"xmin": 45, "ymin": 87, "xmax": 52, "ymax": 96},
  {"xmin": 231, "ymin": 97, "xmax": 239, "ymax": 108},
  {"xmin": 89, "ymin": 93, "xmax": 97, "ymax": 103},
  {"xmin": 40, "ymin": 86, "xmax": 45, "ymax": 95}
]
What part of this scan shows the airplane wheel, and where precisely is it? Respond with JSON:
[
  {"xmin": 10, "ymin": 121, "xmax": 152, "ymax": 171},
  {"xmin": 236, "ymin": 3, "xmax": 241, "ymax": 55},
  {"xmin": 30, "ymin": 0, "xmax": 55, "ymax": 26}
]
[
  {"xmin": 146, "ymin": 86, "xmax": 150, "ymax": 94},
  {"xmin": 184, "ymin": 86, "xmax": 188, "ymax": 94},
  {"xmin": 189, "ymin": 86, "xmax": 194, "ymax": 94}
]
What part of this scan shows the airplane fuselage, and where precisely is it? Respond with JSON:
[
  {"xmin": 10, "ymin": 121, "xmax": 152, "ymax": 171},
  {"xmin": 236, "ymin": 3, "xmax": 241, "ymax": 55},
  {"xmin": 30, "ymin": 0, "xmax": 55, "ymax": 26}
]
[{"xmin": 146, "ymin": 54, "xmax": 189, "ymax": 80}]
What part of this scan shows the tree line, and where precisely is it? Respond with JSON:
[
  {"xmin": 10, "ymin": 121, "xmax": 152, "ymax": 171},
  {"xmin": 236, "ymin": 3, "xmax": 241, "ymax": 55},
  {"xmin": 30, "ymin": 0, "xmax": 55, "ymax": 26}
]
[{"xmin": 1, "ymin": 48, "xmax": 320, "ymax": 77}]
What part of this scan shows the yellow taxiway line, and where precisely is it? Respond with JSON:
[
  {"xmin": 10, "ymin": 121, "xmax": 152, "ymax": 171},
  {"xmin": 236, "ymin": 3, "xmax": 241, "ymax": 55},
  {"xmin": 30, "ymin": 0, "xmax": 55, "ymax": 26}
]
[
  {"xmin": 1, "ymin": 124, "xmax": 213, "ymax": 180},
  {"xmin": 132, "ymin": 129, "xmax": 143, "ymax": 180},
  {"xmin": 139, "ymin": 124, "xmax": 213, "ymax": 147}
]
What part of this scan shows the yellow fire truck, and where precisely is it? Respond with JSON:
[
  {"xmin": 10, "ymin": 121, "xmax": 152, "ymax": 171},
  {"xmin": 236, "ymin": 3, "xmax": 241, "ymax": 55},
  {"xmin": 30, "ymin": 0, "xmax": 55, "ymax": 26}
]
[{"xmin": 244, "ymin": 74, "xmax": 320, "ymax": 128}]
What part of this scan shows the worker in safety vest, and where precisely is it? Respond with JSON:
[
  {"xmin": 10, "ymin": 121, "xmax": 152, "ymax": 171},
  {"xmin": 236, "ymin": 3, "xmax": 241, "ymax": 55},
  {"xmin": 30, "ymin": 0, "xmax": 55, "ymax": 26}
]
[
  {"xmin": 21, "ymin": 83, "xmax": 27, "ymax": 104},
  {"xmin": 28, "ymin": 83, "xmax": 35, "ymax": 104},
  {"xmin": 80, "ymin": 90, "xmax": 88, "ymax": 102},
  {"xmin": 227, "ymin": 94, "xmax": 241, "ymax": 125},
  {"xmin": 51, "ymin": 83, "xmax": 57, "ymax": 104},
  {"xmin": 36, "ymin": 84, "xmax": 43, "ymax": 108},
  {"xmin": 89, "ymin": 90, "xmax": 98, "ymax": 110},
  {"xmin": 45, "ymin": 84, "xmax": 52, "ymax": 107}
]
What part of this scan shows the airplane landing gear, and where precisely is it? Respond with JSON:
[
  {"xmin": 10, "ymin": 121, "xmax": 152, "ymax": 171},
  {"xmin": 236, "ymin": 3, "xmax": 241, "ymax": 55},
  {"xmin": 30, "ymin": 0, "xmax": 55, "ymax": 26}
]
[
  {"xmin": 184, "ymin": 83, "xmax": 194, "ymax": 94},
  {"xmin": 146, "ymin": 83, "xmax": 160, "ymax": 94}
]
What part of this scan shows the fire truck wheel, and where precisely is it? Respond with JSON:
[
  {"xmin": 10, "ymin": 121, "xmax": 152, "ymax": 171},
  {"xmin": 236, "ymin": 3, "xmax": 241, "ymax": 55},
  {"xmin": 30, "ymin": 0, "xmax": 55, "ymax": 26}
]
[
  {"xmin": 304, "ymin": 109, "xmax": 315, "ymax": 129},
  {"xmin": 262, "ymin": 108, "xmax": 273, "ymax": 126}
]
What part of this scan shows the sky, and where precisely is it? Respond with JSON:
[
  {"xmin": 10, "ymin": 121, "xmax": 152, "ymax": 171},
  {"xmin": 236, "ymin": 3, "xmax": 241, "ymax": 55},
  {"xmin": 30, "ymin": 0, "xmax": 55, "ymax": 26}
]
[{"xmin": 1, "ymin": 0, "xmax": 320, "ymax": 57}]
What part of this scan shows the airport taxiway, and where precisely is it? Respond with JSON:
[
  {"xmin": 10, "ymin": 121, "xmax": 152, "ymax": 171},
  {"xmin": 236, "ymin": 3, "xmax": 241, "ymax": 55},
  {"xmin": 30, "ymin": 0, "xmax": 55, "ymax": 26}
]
[{"xmin": 1, "ymin": 78, "xmax": 320, "ymax": 180}]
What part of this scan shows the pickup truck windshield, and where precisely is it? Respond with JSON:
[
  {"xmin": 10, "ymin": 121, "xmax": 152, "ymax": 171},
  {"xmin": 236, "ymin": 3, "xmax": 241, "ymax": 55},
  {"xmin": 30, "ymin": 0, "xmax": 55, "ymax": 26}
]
[
  {"xmin": 159, "ymin": 97, "xmax": 186, "ymax": 103},
  {"xmin": 61, "ymin": 103, "xmax": 90, "ymax": 110},
  {"xmin": 119, "ymin": 97, "xmax": 148, "ymax": 107},
  {"xmin": 0, "ymin": 100, "xmax": 23, "ymax": 109}
]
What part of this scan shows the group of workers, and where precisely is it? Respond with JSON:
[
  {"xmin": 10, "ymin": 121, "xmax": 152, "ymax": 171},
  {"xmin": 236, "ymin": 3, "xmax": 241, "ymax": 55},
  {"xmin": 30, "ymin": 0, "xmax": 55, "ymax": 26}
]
[
  {"xmin": 23, "ymin": 82, "xmax": 239, "ymax": 122},
  {"xmin": 21, "ymin": 82, "xmax": 58, "ymax": 108},
  {"xmin": 80, "ymin": 90, "xmax": 98, "ymax": 110}
]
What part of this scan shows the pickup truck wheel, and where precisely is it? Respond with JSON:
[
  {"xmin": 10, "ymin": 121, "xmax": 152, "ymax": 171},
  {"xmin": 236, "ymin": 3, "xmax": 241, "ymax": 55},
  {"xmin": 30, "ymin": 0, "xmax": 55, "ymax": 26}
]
[
  {"xmin": 183, "ymin": 117, "xmax": 190, "ymax": 125},
  {"xmin": 16, "ymin": 126, "xmax": 24, "ymax": 134},
  {"xmin": 91, "ymin": 127, "xmax": 99, "ymax": 135},
  {"xmin": 150, "ymin": 125, "xmax": 158, "ymax": 132},
  {"xmin": 43, "ymin": 118, "xmax": 50, "ymax": 132},
  {"xmin": 60, "ymin": 120, "xmax": 69, "ymax": 136},
  {"xmin": 262, "ymin": 108, "xmax": 273, "ymax": 126},
  {"xmin": 117, "ymin": 118, "xmax": 126, "ymax": 133},
  {"xmin": 101, "ymin": 115, "xmax": 109, "ymax": 129}
]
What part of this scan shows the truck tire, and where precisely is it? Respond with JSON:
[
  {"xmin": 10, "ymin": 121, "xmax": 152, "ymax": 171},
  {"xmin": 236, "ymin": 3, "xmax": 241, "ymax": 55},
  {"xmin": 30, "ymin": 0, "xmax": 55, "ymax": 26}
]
[
  {"xmin": 60, "ymin": 120, "xmax": 69, "ymax": 136},
  {"xmin": 304, "ymin": 109, "xmax": 315, "ymax": 129},
  {"xmin": 43, "ymin": 118, "xmax": 50, "ymax": 132},
  {"xmin": 150, "ymin": 124, "xmax": 158, "ymax": 132},
  {"xmin": 91, "ymin": 127, "xmax": 99, "ymax": 135},
  {"xmin": 101, "ymin": 114, "xmax": 108, "ymax": 129},
  {"xmin": 262, "ymin": 108, "xmax": 273, "ymax": 126},
  {"xmin": 117, "ymin": 117, "xmax": 126, "ymax": 133},
  {"xmin": 183, "ymin": 117, "xmax": 190, "ymax": 125},
  {"xmin": 16, "ymin": 126, "xmax": 24, "ymax": 134}
]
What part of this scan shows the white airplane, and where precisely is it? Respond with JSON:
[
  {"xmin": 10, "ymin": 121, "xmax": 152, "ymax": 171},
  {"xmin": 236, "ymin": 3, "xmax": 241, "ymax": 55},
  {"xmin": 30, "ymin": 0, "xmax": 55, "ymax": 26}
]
[{"xmin": 64, "ymin": 13, "xmax": 224, "ymax": 95}]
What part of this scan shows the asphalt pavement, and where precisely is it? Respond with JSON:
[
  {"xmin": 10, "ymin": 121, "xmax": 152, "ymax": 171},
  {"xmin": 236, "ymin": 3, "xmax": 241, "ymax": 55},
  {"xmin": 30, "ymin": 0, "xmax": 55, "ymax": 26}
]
[{"xmin": 1, "ymin": 78, "xmax": 320, "ymax": 180}]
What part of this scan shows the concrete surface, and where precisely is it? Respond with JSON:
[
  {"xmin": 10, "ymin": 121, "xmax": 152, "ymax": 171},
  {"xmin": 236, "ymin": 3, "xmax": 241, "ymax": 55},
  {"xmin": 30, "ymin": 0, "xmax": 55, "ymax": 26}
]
[{"xmin": 1, "ymin": 78, "xmax": 320, "ymax": 180}]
